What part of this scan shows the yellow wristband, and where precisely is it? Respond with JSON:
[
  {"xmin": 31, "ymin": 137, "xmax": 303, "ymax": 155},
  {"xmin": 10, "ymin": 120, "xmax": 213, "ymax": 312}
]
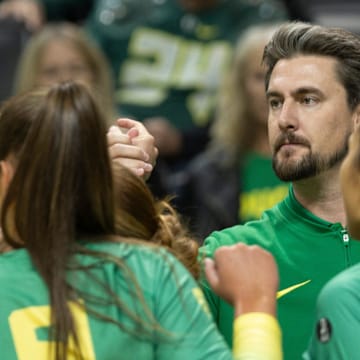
[{"xmin": 233, "ymin": 312, "xmax": 282, "ymax": 360}]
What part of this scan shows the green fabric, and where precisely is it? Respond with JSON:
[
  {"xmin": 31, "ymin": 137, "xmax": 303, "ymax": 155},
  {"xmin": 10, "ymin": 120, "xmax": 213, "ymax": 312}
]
[
  {"xmin": 200, "ymin": 186, "xmax": 360, "ymax": 360},
  {"xmin": 239, "ymin": 152, "xmax": 288, "ymax": 223},
  {"xmin": 304, "ymin": 262, "xmax": 360, "ymax": 359},
  {"xmin": 0, "ymin": 242, "xmax": 232, "ymax": 359},
  {"xmin": 85, "ymin": 0, "xmax": 287, "ymax": 129}
]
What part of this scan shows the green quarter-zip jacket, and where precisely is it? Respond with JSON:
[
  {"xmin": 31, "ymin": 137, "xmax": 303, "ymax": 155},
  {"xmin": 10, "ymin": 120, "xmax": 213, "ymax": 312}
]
[{"xmin": 200, "ymin": 185, "xmax": 360, "ymax": 360}]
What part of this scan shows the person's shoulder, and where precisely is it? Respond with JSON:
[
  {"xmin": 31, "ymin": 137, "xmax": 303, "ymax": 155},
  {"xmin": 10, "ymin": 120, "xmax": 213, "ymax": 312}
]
[
  {"xmin": 317, "ymin": 264, "xmax": 360, "ymax": 323},
  {"xmin": 86, "ymin": 241, "xmax": 189, "ymax": 287},
  {"xmin": 310, "ymin": 262, "xmax": 360, "ymax": 351},
  {"xmin": 317, "ymin": 263, "xmax": 360, "ymax": 313},
  {"xmin": 200, "ymin": 218, "xmax": 272, "ymax": 257},
  {"xmin": 0, "ymin": 249, "xmax": 33, "ymax": 276},
  {"xmin": 85, "ymin": 240, "xmax": 174, "ymax": 266}
]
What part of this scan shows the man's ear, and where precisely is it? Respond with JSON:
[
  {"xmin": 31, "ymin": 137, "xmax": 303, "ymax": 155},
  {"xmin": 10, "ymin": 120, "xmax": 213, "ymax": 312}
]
[{"xmin": 352, "ymin": 103, "xmax": 360, "ymax": 129}]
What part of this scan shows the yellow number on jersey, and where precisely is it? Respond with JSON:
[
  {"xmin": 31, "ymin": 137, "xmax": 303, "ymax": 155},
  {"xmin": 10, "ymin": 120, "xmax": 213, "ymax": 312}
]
[
  {"xmin": 192, "ymin": 287, "xmax": 210, "ymax": 317},
  {"xmin": 9, "ymin": 302, "xmax": 95, "ymax": 359}
]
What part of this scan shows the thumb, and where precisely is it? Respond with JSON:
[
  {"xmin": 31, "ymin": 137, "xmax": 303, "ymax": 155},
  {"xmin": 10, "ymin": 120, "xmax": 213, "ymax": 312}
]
[{"xmin": 204, "ymin": 258, "xmax": 219, "ymax": 291}]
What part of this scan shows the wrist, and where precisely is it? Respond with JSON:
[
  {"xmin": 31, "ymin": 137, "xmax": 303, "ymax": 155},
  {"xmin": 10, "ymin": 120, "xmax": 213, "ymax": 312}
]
[{"xmin": 234, "ymin": 295, "xmax": 276, "ymax": 317}]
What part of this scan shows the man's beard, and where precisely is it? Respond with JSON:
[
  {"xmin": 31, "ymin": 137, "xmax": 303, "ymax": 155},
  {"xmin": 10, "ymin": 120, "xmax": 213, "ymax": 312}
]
[{"xmin": 272, "ymin": 132, "xmax": 350, "ymax": 182}]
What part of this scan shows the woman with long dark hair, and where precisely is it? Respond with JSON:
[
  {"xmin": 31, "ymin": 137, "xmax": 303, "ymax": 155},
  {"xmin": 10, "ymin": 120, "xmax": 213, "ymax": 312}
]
[{"xmin": 0, "ymin": 82, "xmax": 226, "ymax": 359}]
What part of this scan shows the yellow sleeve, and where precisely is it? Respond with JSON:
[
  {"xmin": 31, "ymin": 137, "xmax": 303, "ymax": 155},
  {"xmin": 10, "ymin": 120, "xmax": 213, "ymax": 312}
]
[{"xmin": 233, "ymin": 312, "xmax": 282, "ymax": 360}]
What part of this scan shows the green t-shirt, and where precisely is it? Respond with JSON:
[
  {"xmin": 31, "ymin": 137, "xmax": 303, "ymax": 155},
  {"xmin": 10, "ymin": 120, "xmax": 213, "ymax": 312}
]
[
  {"xmin": 239, "ymin": 152, "xmax": 288, "ymax": 223},
  {"xmin": 304, "ymin": 262, "xmax": 360, "ymax": 360},
  {"xmin": 200, "ymin": 186, "xmax": 360, "ymax": 360},
  {"xmin": 0, "ymin": 241, "xmax": 232, "ymax": 360},
  {"xmin": 86, "ymin": 0, "xmax": 288, "ymax": 129}
]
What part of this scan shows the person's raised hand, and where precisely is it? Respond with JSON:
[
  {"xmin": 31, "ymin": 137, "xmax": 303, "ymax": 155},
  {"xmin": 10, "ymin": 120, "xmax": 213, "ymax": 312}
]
[
  {"xmin": 107, "ymin": 118, "xmax": 158, "ymax": 180},
  {"xmin": 205, "ymin": 243, "xmax": 278, "ymax": 317}
]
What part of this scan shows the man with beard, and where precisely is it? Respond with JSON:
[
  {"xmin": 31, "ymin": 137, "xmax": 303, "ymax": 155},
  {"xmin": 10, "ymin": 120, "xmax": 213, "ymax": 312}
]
[{"xmin": 199, "ymin": 21, "xmax": 360, "ymax": 360}]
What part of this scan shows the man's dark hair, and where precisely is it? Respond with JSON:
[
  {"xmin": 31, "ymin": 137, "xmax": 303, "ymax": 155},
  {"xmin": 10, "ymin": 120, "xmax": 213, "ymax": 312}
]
[{"xmin": 263, "ymin": 21, "xmax": 360, "ymax": 110}]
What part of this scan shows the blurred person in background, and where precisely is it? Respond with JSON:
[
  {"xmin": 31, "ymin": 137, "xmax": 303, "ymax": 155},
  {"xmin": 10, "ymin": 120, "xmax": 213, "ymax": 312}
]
[
  {"xmin": 180, "ymin": 23, "xmax": 289, "ymax": 239},
  {"xmin": 0, "ymin": 0, "xmax": 288, "ymax": 199},
  {"xmin": 85, "ymin": 0, "xmax": 289, "ymax": 197},
  {"xmin": 14, "ymin": 22, "xmax": 116, "ymax": 126},
  {"xmin": 12, "ymin": 21, "xmax": 157, "ymax": 179}
]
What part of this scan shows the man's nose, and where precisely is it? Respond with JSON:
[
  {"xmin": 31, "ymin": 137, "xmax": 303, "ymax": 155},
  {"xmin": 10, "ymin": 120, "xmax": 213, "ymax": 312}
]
[{"xmin": 278, "ymin": 100, "xmax": 299, "ymax": 131}]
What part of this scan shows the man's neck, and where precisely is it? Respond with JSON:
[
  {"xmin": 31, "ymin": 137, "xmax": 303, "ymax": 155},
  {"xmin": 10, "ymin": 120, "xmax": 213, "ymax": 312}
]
[{"xmin": 292, "ymin": 166, "xmax": 346, "ymax": 226}]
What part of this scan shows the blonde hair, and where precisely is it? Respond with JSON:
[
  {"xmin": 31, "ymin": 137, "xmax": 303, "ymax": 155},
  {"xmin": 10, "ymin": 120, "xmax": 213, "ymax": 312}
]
[
  {"xmin": 15, "ymin": 22, "xmax": 116, "ymax": 125},
  {"xmin": 210, "ymin": 23, "xmax": 281, "ymax": 160}
]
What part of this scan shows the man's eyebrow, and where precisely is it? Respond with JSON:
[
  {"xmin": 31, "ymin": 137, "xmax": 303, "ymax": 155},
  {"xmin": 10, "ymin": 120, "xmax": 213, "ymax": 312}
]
[
  {"xmin": 294, "ymin": 87, "xmax": 323, "ymax": 96},
  {"xmin": 266, "ymin": 90, "xmax": 281, "ymax": 98},
  {"xmin": 266, "ymin": 87, "xmax": 323, "ymax": 99},
  {"xmin": 266, "ymin": 90, "xmax": 281, "ymax": 99}
]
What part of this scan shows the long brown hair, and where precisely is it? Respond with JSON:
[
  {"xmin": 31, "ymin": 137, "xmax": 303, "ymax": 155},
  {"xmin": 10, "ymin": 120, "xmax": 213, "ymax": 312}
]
[
  {"xmin": 0, "ymin": 83, "xmax": 115, "ymax": 359},
  {"xmin": 0, "ymin": 82, "xmax": 198, "ymax": 359}
]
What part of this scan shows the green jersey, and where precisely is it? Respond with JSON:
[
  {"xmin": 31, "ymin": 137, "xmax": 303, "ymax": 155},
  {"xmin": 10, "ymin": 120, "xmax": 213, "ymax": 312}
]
[
  {"xmin": 239, "ymin": 152, "xmax": 288, "ymax": 223},
  {"xmin": 200, "ymin": 186, "xmax": 360, "ymax": 360},
  {"xmin": 0, "ymin": 241, "xmax": 232, "ymax": 360},
  {"xmin": 304, "ymin": 262, "xmax": 360, "ymax": 359},
  {"xmin": 86, "ymin": 0, "xmax": 287, "ymax": 129}
]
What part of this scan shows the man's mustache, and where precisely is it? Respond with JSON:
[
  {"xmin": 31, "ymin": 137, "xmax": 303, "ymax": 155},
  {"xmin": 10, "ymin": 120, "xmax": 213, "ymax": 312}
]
[{"xmin": 273, "ymin": 133, "xmax": 311, "ymax": 153}]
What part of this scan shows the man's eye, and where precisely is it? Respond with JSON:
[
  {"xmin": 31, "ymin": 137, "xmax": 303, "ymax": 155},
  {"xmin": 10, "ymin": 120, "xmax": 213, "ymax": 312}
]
[
  {"xmin": 302, "ymin": 96, "xmax": 317, "ymax": 105},
  {"xmin": 269, "ymin": 99, "xmax": 281, "ymax": 109}
]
